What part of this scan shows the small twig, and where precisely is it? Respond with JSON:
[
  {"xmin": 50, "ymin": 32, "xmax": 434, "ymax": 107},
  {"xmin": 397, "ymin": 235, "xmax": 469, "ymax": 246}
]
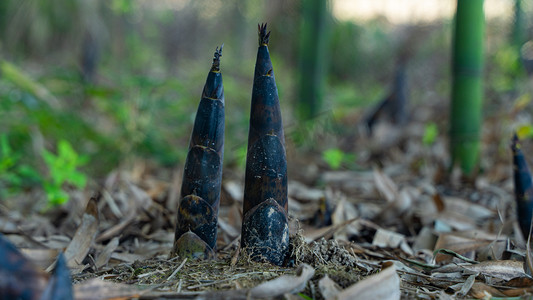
[
  {"xmin": 167, "ymin": 258, "xmax": 188, "ymax": 281},
  {"xmin": 138, "ymin": 269, "xmax": 168, "ymax": 279},
  {"xmin": 177, "ymin": 279, "xmax": 183, "ymax": 293},
  {"xmin": 231, "ymin": 243, "xmax": 241, "ymax": 266}
]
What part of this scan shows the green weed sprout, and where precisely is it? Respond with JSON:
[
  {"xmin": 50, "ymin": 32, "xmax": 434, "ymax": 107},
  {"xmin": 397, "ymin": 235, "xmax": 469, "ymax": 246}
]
[
  {"xmin": 0, "ymin": 134, "xmax": 40, "ymax": 195},
  {"xmin": 42, "ymin": 140, "xmax": 88, "ymax": 206},
  {"xmin": 423, "ymin": 122, "xmax": 439, "ymax": 146},
  {"xmin": 322, "ymin": 148, "xmax": 355, "ymax": 170}
]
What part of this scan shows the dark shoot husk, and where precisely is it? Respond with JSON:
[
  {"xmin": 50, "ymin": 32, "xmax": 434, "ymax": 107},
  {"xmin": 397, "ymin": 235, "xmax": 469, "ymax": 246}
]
[
  {"xmin": 364, "ymin": 63, "xmax": 407, "ymax": 135},
  {"xmin": 0, "ymin": 233, "xmax": 46, "ymax": 299},
  {"xmin": 172, "ymin": 46, "xmax": 225, "ymax": 260},
  {"xmin": 241, "ymin": 24, "xmax": 289, "ymax": 266},
  {"xmin": 0, "ymin": 234, "xmax": 74, "ymax": 300},
  {"xmin": 512, "ymin": 134, "xmax": 533, "ymax": 240},
  {"xmin": 42, "ymin": 253, "xmax": 74, "ymax": 300}
]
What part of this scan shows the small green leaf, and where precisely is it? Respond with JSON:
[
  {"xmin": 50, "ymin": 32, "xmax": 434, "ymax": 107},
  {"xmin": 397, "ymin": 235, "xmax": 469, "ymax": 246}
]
[
  {"xmin": 41, "ymin": 139, "xmax": 88, "ymax": 206},
  {"xmin": 44, "ymin": 183, "xmax": 69, "ymax": 206},
  {"xmin": 297, "ymin": 293, "xmax": 313, "ymax": 300},
  {"xmin": 42, "ymin": 149, "xmax": 56, "ymax": 166},
  {"xmin": 0, "ymin": 134, "xmax": 12, "ymax": 157},
  {"xmin": 68, "ymin": 172, "xmax": 87, "ymax": 188},
  {"xmin": 423, "ymin": 122, "xmax": 439, "ymax": 145},
  {"xmin": 17, "ymin": 165, "xmax": 41, "ymax": 181},
  {"xmin": 517, "ymin": 124, "xmax": 533, "ymax": 140},
  {"xmin": 323, "ymin": 148, "xmax": 345, "ymax": 170}
]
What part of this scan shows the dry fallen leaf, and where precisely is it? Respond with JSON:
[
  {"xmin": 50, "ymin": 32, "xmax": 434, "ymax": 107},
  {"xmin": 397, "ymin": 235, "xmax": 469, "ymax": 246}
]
[
  {"xmin": 461, "ymin": 260, "xmax": 527, "ymax": 281},
  {"xmin": 21, "ymin": 248, "xmax": 60, "ymax": 270},
  {"xmin": 336, "ymin": 264, "xmax": 400, "ymax": 300},
  {"xmin": 318, "ymin": 275, "xmax": 342, "ymax": 299},
  {"xmin": 372, "ymin": 228, "xmax": 413, "ymax": 255},
  {"xmin": 250, "ymin": 264, "xmax": 315, "ymax": 298},
  {"xmin": 95, "ymin": 236, "xmax": 119, "ymax": 269},
  {"xmin": 469, "ymin": 281, "xmax": 506, "ymax": 298},
  {"xmin": 74, "ymin": 278, "xmax": 143, "ymax": 300},
  {"xmin": 433, "ymin": 233, "xmax": 494, "ymax": 263},
  {"xmin": 373, "ymin": 168, "xmax": 399, "ymax": 203},
  {"xmin": 62, "ymin": 197, "xmax": 99, "ymax": 273}
]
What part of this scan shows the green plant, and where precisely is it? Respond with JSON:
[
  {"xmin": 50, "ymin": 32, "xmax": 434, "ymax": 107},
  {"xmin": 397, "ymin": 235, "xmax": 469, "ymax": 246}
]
[
  {"xmin": 42, "ymin": 140, "xmax": 88, "ymax": 206},
  {"xmin": 422, "ymin": 122, "xmax": 439, "ymax": 146},
  {"xmin": 0, "ymin": 134, "xmax": 40, "ymax": 195},
  {"xmin": 297, "ymin": 293, "xmax": 313, "ymax": 300},
  {"xmin": 516, "ymin": 124, "xmax": 533, "ymax": 140},
  {"xmin": 322, "ymin": 148, "xmax": 354, "ymax": 170}
]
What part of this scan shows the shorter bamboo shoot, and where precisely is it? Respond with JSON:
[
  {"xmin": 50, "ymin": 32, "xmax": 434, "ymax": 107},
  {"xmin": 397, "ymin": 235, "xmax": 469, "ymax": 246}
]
[{"xmin": 172, "ymin": 46, "xmax": 225, "ymax": 259}]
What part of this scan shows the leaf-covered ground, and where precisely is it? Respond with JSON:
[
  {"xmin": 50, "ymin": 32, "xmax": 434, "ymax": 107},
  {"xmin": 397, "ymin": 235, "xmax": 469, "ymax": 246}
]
[
  {"xmin": 0, "ymin": 4, "xmax": 532, "ymax": 298},
  {"xmin": 3, "ymin": 81, "xmax": 533, "ymax": 299}
]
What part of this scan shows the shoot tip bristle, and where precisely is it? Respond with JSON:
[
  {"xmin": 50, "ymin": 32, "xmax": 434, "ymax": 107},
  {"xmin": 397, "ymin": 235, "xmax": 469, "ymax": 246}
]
[
  {"xmin": 512, "ymin": 132, "xmax": 521, "ymax": 151},
  {"xmin": 211, "ymin": 44, "xmax": 223, "ymax": 72},
  {"xmin": 258, "ymin": 23, "xmax": 270, "ymax": 46}
]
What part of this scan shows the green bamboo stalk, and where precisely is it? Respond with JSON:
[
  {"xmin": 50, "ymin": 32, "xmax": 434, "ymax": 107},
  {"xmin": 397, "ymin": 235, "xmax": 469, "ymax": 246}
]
[
  {"xmin": 296, "ymin": 0, "xmax": 329, "ymax": 121},
  {"xmin": 511, "ymin": 0, "xmax": 525, "ymax": 49},
  {"xmin": 449, "ymin": 0, "xmax": 485, "ymax": 177}
]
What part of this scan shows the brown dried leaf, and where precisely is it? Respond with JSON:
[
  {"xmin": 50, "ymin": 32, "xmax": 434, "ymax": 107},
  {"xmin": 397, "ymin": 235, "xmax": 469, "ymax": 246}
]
[
  {"xmin": 318, "ymin": 275, "xmax": 342, "ymax": 299},
  {"xmin": 461, "ymin": 260, "xmax": 527, "ymax": 281},
  {"xmin": 374, "ymin": 188, "xmax": 412, "ymax": 224},
  {"xmin": 469, "ymin": 282, "xmax": 506, "ymax": 298},
  {"xmin": 250, "ymin": 264, "xmax": 315, "ymax": 298},
  {"xmin": 74, "ymin": 278, "xmax": 143, "ymax": 300},
  {"xmin": 432, "ymin": 193, "xmax": 445, "ymax": 212},
  {"xmin": 456, "ymin": 274, "xmax": 476, "ymax": 297},
  {"xmin": 95, "ymin": 212, "xmax": 136, "ymax": 243},
  {"xmin": 127, "ymin": 182, "xmax": 154, "ymax": 211},
  {"xmin": 526, "ymin": 227, "xmax": 533, "ymax": 276},
  {"xmin": 21, "ymin": 248, "xmax": 60, "ymax": 270},
  {"xmin": 62, "ymin": 197, "xmax": 99, "ymax": 272},
  {"xmin": 412, "ymin": 226, "xmax": 437, "ymax": 252},
  {"xmin": 337, "ymin": 264, "xmax": 400, "ymax": 300},
  {"xmin": 502, "ymin": 286, "xmax": 533, "ymax": 297},
  {"xmin": 372, "ymin": 228, "xmax": 407, "ymax": 249},
  {"xmin": 443, "ymin": 197, "xmax": 494, "ymax": 221},
  {"xmin": 95, "ymin": 237, "xmax": 119, "ymax": 269},
  {"xmin": 373, "ymin": 168, "xmax": 399, "ymax": 203},
  {"xmin": 288, "ymin": 181, "xmax": 324, "ymax": 202},
  {"xmin": 433, "ymin": 233, "xmax": 492, "ymax": 263}
]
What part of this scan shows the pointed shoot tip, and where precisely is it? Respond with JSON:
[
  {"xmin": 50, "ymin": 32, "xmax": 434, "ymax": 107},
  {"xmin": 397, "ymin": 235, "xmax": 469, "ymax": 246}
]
[
  {"xmin": 210, "ymin": 44, "xmax": 223, "ymax": 72},
  {"xmin": 512, "ymin": 132, "xmax": 521, "ymax": 152},
  {"xmin": 258, "ymin": 23, "xmax": 270, "ymax": 46}
]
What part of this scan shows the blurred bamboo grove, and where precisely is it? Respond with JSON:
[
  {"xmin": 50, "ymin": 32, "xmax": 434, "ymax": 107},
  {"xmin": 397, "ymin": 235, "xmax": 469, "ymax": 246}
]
[{"xmin": 0, "ymin": 0, "xmax": 531, "ymax": 202}]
